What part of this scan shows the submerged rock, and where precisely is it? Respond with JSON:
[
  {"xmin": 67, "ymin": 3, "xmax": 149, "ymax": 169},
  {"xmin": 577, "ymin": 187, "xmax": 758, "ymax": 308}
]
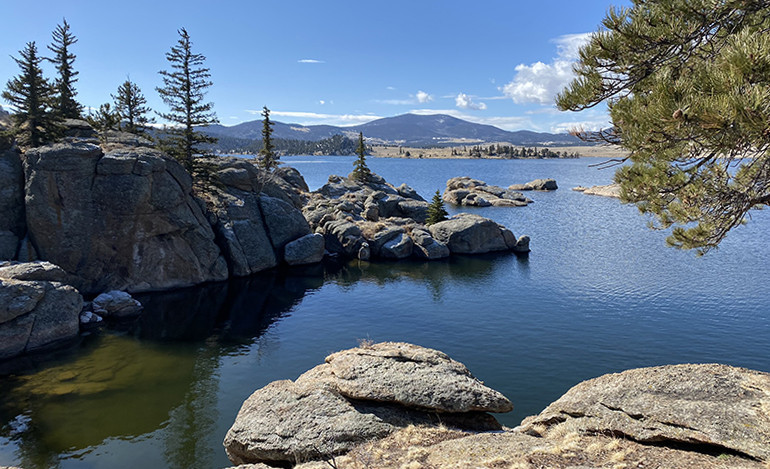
[{"xmin": 224, "ymin": 342, "xmax": 509, "ymax": 465}]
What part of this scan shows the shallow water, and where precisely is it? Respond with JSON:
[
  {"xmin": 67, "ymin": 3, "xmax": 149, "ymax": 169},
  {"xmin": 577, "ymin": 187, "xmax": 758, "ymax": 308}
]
[{"xmin": 1, "ymin": 155, "xmax": 768, "ymax": 469}]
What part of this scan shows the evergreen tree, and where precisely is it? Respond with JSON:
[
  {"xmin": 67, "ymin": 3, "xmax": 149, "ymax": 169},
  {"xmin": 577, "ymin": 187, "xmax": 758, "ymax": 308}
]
[
  {"xmin": 426, "ymin": 190, "xmax": 449, "ymax": 225},
  {"xmin": 47, "ymin": 19, "xmax": 82, "ymax": 118},
  {"xmin": 351, "ymin": 132, "xmax": 372, "ymax": 182},
  {"xmin": 258, "ymin": 106, "xmax": 278, "ymax": 171},
  {"xmin": 558, "ymin": 0, "xmax": 770, "ymax": 253},
  {"xmin": 86, "ymin": 102, "xmax": 120, "ymax": 131},
  {"xmin": 112, "ymin": 79, "xmax": 154, "ymax": 135},
  {"xmin": 156, "ymin": 28, "xmax": 218, "ymax": 175},
  {"xmin": 2, "ymin": 42, "xmax": 61, "ymax": 147}
]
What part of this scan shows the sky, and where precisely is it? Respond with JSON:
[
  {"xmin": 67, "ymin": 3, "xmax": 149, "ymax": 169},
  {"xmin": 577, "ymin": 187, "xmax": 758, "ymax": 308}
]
[{"xmin": 0, "ymin": 0, "xmax": 631, "ymax": 133}]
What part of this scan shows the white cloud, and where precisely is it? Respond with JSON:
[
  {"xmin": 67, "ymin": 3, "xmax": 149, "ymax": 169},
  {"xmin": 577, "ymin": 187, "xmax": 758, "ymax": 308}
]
[
  {"xmin": 298, "ymin": 59, "xmax": 324, "ymax": 64},
  {"xmin": 549, "ymin": 119, "xmax": 609, "ymax": 134},
  {"xmin": 455, "ymin": 93, "xmax": 487, "ymax": 110},
  {"xmin": 416, "ymin": 90, "xmax": 433, "ymax": 103},
  {"xmin": 409, "ymin": 109, "xmax": 530, "ymax": 131},
  {"xmin": 386, "ymin": 86, "xmax": 396, "ymax": 90},
  {"xmin": 319, "ymin": 100, "xmax": 326, "ymax": 105},
  {"xmin": 501, "ymin": 32, "xmax": 592, "ymax": 105},
  {"xmin": 268, "ymin": 110, "xmax": 382, "ymax": 126}
]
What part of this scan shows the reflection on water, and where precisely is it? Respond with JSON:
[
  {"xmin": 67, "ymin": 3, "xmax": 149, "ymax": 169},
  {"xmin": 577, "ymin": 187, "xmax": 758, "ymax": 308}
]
[{"xmin": 0, "ymin": 267, "xmax": 324, "ymax": 469}]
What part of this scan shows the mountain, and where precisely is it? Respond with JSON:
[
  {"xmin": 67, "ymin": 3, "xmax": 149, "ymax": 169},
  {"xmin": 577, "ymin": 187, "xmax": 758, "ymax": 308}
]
[{"xmin": 204, "ymin": 113, "xmax": 586, "ymax": 148}]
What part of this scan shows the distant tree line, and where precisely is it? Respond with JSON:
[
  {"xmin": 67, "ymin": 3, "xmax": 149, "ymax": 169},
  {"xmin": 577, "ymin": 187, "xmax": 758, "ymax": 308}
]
[
  {"xmin": 241, "ymin": 133, "xmax": 361, "ymax": 156},
  {"xmin": 459, "ymin": 144, "xmax": 579, "ymax": 158}
]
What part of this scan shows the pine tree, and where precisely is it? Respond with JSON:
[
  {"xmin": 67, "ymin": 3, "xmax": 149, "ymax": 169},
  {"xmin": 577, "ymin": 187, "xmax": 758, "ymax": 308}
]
[
  {"xmin": 2, "ymin": 42, "xmax": 62, "ymax": 147},
  {"xmin": 86, "ymin": 102, "xmax": 120, "ymax": 131},
  {"xmin": 426, "ymin": 190, "xmax": 449, "ymax": 225},
  {"xmin": 258, "ymin": 106, "xmax": 278, "ymax": 171},
  {"xmin": 156, "ymin": 28, "xmax": 218, "ymax": 175},
  {"xmin": 47, "ymin": 19, "xmax": 82, "ymax": 118},
  {"xmin": 112, "ymin": 79, "xmax": 154, "ymax": 135},
  {"xmin": 351, "ymin": 132, "xmax": 372, "ymax": 182},
  {"xmin": 558, "ymin": 0, "xmax": 770, "ymax": 253}
]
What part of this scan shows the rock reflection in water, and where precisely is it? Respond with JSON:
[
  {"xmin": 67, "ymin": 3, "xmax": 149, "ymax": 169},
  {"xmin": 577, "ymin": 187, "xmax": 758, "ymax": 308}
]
[{"xmin": 0, "ymin": 266, "xmax": 324, "ymax": 469}]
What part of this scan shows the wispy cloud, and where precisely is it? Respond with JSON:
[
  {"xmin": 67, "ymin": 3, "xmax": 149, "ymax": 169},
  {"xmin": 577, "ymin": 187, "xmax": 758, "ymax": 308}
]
[
  {"xmin": 409, "ymin": 108, "xmax": 530, "ymax": 131},
  {"xmin": 265, "ymin": 110, "xmax": 382, "ymax": 126},
  {"xmin": 298, "ymin": 58, "xmax": 325, "ymax": 64},
  {"xmin": 377, "ymin": 90, "xmax": 434, "ymax": 106},
  {"xmin": 501, "ymin": 32, "xmax": 592, "ymax": 105},
  {"xmin": 455, "ymin": 93, "xmax": 487, "ymax": 111}
]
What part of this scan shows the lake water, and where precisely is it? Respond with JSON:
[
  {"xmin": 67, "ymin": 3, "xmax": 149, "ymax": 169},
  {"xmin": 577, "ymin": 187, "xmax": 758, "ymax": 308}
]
[{"xmin": 1, "ymin": 155, "xmax": 769, "ymax": 469}]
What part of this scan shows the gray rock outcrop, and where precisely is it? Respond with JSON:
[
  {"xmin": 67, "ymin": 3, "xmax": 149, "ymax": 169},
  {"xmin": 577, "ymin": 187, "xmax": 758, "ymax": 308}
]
[
  {"xmin": 508, "ymin": 178, "xmax": 558, "ymax": 191},
  {"xmin": 201, "ymin": 158, "xmax": 318, "ymax": 276},
  {"xmin": 573, "ymin": 183, "xmax": 621, "ymax": 198},
  {"xmin": 443, "ymin": 177, "xmax": 532, "ymax": 207},
  {"xmin": 250, "ymin": 360, "xmax": 769, "ymax": 469},
  {"xmin": 0, "ymin": 147, "xmax": 25, "ymax": 260},
  {"xmin": 0, "ymin": 262, "xmax": 82, "ymax": 360},
  {"xmin": 305, "ymin": 173, "xmax": 526, "ymax": 261},
  {"xmin": 429, "ymin": 213, "xmax": 522, "ymax": 254},
  {"xmin": 22, "ymin": 143, "xmax": 228, "ymax": 293},
  {"xmin": 520, "ymin": 363, "xmax": 770, "ymax": 462},
  {"xmin": 224, "ymin": 342, "xmax": 509, "ymax": 465}
]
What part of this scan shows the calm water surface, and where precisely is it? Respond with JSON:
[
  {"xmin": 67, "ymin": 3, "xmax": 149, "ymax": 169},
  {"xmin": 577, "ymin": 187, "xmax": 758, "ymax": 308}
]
[{"xmin": 1, "ymin": 155, "xmax": 769, "ymax": 469}]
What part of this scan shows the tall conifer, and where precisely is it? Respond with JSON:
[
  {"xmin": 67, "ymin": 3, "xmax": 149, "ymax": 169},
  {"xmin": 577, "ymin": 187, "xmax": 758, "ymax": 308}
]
[
  {"xmin": 156, "ymin": 28, "xmax": 218, "ymax": 175},
  {"xmin": 47, "ymin": 19, "xmax": 82, "ymax": 118},
  {"xmin": 258, "ymin": 106, "xmax": 278, "ymax": 171},
  {"xmin": 351, "ymin": 132, "xmax": 372, "ymax": 182},
  {"xmin": 2, "ymin": 42, "xmax": 61, "ymax": 147}
]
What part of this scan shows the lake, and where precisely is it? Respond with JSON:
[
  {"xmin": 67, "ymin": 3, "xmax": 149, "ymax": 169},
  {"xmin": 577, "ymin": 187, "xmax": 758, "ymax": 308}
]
[{"xmin": 1, "ymin": 155, "xmax": 769, "ymax": 469}]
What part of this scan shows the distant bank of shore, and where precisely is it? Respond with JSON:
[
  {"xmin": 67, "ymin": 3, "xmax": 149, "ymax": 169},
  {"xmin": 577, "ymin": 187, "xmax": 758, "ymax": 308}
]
[{"xmin": 371, "ymin": 144, "xmax": 629, "ymax": 160}]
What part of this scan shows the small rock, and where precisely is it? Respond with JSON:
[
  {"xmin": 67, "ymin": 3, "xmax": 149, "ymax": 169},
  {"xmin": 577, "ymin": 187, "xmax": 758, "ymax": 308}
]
[{"xmin": 92, "ymin": 290, "xmax": 143, "ymax": 318}]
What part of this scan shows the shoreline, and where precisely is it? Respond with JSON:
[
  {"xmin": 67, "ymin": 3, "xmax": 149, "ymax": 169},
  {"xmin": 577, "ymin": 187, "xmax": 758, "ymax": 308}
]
[{"xmin": 370, "ymin": 144, "xmax": 629, "ymax": 160}]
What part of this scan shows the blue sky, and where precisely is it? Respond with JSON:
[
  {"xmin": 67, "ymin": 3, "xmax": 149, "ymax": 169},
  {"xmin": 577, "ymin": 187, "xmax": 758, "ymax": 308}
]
[{"xmin": 1, "ymin": 1, "xmax": 630, "ymax": 133}]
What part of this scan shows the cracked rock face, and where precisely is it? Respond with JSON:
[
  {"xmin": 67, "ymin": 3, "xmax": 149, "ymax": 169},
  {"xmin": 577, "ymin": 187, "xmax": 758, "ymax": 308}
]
[
  {"xmin": 22, "ymin": 143, "xmax": 228, "ymax": 294},
  {"xmin": 520, "ymin": 363, "xmax": 770, "ymax": 462},
  {"xmin": 301, "ymin": 341, "xmax": 513, "ymax": 413}
]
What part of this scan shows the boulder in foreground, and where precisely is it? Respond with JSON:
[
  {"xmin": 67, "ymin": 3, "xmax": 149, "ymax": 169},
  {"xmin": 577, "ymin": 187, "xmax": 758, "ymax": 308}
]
[{"xmin": 224, "ymin": 341, "xmax": 509, "ymax": 465}]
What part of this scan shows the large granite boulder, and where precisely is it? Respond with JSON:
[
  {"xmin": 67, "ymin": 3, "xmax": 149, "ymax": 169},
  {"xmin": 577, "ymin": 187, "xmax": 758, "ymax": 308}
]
[
  {"xmin": 410, "ymin": 228, "xmax": 450, "ymax": 260},
  {"xmin": 443, "ymin": 177, "xmax": 532, "ymax": 207},
  {"xmin": 300, "ymin": 342, "xmax": 512, "ymax": 413},
  {"xmin": 224, "ymin": 342, "xmax": 509, "ymax": 465},
  {"xmin": 520, "ymin": 363, "xmax": 770, "ymax": 462},
  {"xmin": 0, "ymin": 148, "xmax": 25, "ymax": 260},
  {"xmin": 92, "ymin": 290, "xmax": 143, "ymax": 318},
  {"xmin": 22, "ymin": 143, "xmax": 228, "ymax": 293},
  {"xmin": 283, "ymin": 233, "xmax": 325, "ymax": 266},
  {"xmin": 0, "ymin": 262, "xmax": 82, "ymax": 360},
  {"xmin": 429, "ymin": 213, "xmax": 512, "ymax": 254}
]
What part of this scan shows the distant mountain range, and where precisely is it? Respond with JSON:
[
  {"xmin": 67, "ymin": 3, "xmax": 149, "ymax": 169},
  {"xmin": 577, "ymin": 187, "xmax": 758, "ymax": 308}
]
[{"xmin": 204, "ymin": 113, "xmax": 587, "ymax": 148}]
